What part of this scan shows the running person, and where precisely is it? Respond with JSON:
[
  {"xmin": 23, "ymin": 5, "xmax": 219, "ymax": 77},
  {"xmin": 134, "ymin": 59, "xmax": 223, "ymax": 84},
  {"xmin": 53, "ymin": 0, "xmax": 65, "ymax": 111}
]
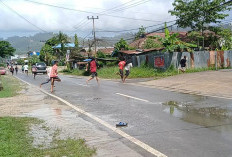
[
  {"xmin": 40, "ymin": 66, "xmax": 52, "ymax": 88},
  {"xmin": 50, "ymin": 61, "xmax": 61, "ymax": 93},
  {"xmin": 31, "ymin": 65, "xmax": 37, "ymax": 79},
  {"xmin": 118, "ymin": 56, "xmax": 126, "ymax": 82},
  {"xmin": 10, "ymin": 66, "xmax": 14, "ymax": 75},
  {"xmin": 86, "ymin": 57, "xmax": 99, "ymax": 85},
  {"xmin": 123, "ymin": 56, "xmax": 133, "ymax": 83},
  {"xmin": 15, "ymin": 65, "xmax": 18, "ymax": 75},
  {"xmin": 24, "ymin": 63, "xmax": 29, "ymax": 76}
]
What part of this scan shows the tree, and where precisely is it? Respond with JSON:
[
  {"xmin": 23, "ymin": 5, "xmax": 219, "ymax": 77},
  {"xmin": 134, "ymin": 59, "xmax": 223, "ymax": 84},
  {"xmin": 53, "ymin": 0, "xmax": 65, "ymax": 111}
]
[
  {"xmin": 150, "ymin": 23, "xmax": 197, "ymax": 52},
  {"xmin": 115, "ymin": 38, "xmax": 129, "ymax": 51},
  {"xmin": 135, "ymin": 26, "xmax": 146, "ymax": 40},
  {"xmin": 40, "ymin": 44, "xmax": 54, "ymax": 64},
  {"xmin": 218, "ymin": 28, "xmax": 232, "ymax": 50},
  {"xmin": 0, "ymin": 41, "xmax": 15, "ymax": 58},
  {"xmin": 169, "ymin": 0, "xmax": 232, "ymax": 33},
  {"xmin": 74, "ymin": 34, "xmax": 79, "ymax": 49},
  {"xmin": 144, "ymin": 38, "xmax": 162, "ymax": 49}
]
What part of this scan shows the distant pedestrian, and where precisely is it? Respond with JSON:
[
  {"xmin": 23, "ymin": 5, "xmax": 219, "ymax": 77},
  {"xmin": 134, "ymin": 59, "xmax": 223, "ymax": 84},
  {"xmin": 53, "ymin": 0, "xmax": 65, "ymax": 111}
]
[
  {"xmin": 32, "ymin": 65, "xmax": 37, "ymax": 79},
  {"xmin": 24, "ymin": 63, "xmax": 29, "ymax": 76},
  {"xmin": 123, "ymin": 56, "xmax": 133, "ymax": 83},
  {"xmin": 22, "ymin": 65, "xmax": 24, "ymax": 73},
  {"xmin": 86, "ymin": 57, "xmax": 99, "ymax": 85},
  {"xmin": 40, "ymin": 67, "xmax": 52, "ymax": 88},
  {"xmin": 178, "ymin": 56, "xmax": 187, "ymax": 73},
  {"xmin": 50, "ymin": 61, "xmax": 61, "ymax": 93},
  {"xmin": 10, "ymin": 66, "xmax": 14, "ymax": 75},
  {"xmin": 15, "ymin": 65, "xmax": 18, "ymax": 75},
  {"xmin": 118, "ymin": 56, "xmax": 126, "ymax": 82}
]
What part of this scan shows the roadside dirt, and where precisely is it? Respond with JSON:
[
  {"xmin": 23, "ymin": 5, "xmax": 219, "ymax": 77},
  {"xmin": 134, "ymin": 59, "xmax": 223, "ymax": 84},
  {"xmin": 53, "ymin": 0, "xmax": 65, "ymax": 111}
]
[{"xmin": 0, "ymin": 82, "xmax": 142, "ymax": 157}]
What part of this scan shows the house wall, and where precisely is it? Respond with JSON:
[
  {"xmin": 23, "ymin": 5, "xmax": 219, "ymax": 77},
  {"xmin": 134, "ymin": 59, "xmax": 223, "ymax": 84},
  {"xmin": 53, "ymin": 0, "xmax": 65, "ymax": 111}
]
[{"xmin": 131, "ymin": 50, "xmax": 232, "ymax": 70}]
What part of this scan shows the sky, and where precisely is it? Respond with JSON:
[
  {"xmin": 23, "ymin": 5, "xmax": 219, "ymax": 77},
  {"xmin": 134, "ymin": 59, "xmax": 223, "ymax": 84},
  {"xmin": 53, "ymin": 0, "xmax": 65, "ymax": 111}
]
[
  {"xmin": 0, "ymin": 0, "xmax": 177, "ymax": 38},
  {"xmin": 0, "ymin": 0, "xmax": 231, "ymax": 39}
]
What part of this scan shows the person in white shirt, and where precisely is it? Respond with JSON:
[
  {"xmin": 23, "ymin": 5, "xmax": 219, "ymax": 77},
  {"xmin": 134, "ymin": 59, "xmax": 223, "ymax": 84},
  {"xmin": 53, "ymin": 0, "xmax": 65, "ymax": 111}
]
[
  {"xmin": 123, "ymin": 56, "xmax": 133, "ymax": 83},
  {"xmin": 24, "ymin": 64, "xmax": 29, "ymax": 76},
  {"xmin": 40, "ymin": 67, "xmax": 52, "ymax": 88}
]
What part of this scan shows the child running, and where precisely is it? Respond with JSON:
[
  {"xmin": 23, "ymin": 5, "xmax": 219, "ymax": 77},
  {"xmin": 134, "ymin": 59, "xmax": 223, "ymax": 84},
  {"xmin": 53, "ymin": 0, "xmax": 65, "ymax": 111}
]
[
  {"xmin": 15, "ymin": 65, "xmax": 18, "ymax": 75},
  {"xmin": 50, "ymin": 61, "xmax": 61, "ymax": 93},
  {"xmin": 40, "ymin": 66, "xmax": 52, "ymax": 88},
  {"xmin": 123, "ymin": 55, "xmax": 133, "ymax": 83},
  {"xmin": 118, "ymin": 56, "xmax": 126, "ymax": 82},
  {"xmin": 10, "ymin": 66, "xmax": 14, "ymax": 75},
  {"xmin": 86, "ymin": 57, "xmax": 99, "ymax": 85},
  {"xmin": 24, "ymin": 63, "xmax": 29, "ymax": 76}
]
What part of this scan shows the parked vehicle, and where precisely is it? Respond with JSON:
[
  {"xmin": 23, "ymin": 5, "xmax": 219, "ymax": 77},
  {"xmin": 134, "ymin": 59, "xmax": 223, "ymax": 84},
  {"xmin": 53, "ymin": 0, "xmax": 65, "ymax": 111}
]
[
  {"xmin": 0, "ymin": 67, "xmax": 6, "ymax": 75},
  {"xmin": 35, "ymin": 62, "xmax": 47, "ymax": 74}
]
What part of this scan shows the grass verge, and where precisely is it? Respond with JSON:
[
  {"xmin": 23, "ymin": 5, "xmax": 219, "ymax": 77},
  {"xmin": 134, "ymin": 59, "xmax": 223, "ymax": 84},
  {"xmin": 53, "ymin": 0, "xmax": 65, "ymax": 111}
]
[
  {"xmin": 0, "ymin": 75, "xmax": 21, "ymax": 98},
  {"xmin": 61, "ymin": 66, "xmax": 218, "ymax": 79},
  {"xmin": 0, "ymin": 117, "xmax": 96, "ymax": 157}
]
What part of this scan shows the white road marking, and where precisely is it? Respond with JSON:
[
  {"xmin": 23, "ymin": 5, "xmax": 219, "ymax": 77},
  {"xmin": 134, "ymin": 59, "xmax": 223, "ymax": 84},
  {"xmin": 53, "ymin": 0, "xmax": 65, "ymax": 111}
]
[
  {"xmin": 14, "ymin": 76, "xmax": 167, "ymax": 157},
  {"xmin": 116, "ymin": 93, "xmax": 150, "ymax": 103}
]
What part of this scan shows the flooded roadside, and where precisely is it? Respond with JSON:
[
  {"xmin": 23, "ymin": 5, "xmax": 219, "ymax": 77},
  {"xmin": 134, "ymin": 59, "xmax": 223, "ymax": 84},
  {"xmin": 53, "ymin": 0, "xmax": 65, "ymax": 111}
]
[{"xmin": 162, "ymin": 99, "xmax": 232, "ymax": 134}]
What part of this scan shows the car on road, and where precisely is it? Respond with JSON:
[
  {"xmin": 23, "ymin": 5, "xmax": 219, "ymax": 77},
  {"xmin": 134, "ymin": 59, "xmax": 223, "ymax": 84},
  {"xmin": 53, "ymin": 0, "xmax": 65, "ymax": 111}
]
[
  {"xmin": 0, "ymin": 67, "xmax": 6, "ymax": 75},
  {"xmin": 35, "ymin": 62, "xmax": 47, "ymax": 74}
]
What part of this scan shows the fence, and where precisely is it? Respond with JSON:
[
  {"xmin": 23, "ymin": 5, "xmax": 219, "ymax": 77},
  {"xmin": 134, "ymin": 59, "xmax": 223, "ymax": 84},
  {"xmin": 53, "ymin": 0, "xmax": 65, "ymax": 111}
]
[{"xmin": 131, "ymin": 50, "xmax": 232, "ymax": 70}]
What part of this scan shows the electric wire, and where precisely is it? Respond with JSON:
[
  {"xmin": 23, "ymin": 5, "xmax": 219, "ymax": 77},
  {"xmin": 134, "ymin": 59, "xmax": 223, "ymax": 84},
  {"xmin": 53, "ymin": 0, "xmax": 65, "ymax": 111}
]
[
  {"xmin": 0, "ymin": 0, "xmax": 47, "ymax": 32},
  {"xmin": 24, "ymin": 0, "xmax": 162, "ymax": 22}
]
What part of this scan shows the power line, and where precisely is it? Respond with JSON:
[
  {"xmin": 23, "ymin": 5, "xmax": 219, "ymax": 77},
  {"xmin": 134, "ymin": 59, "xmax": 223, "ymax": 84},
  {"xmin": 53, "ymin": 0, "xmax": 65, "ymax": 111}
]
[
  {"xmin": 99, "ymin": 0, "xmax": 150, "ymax": 14},
  {"xmin": 0, "ymin": 0, "xmax": 47, "ymax": 32},
  {"xmin": 108, "ymin": 0, "xmax": 151, "ymax": 13},
  {"xmin": 96, "ymin": 20, "xmax": 177, "ymax": 33},
  {"xmin": 24, "ymin": 0, "xmax": 162, "ymax": 22}
]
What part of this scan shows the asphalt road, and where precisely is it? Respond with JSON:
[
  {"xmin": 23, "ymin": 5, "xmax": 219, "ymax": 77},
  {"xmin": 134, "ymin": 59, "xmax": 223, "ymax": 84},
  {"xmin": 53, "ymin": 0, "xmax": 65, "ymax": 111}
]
[{"xmin": 15, "ymin": 71, "xmax": 232, "ymax": 157}]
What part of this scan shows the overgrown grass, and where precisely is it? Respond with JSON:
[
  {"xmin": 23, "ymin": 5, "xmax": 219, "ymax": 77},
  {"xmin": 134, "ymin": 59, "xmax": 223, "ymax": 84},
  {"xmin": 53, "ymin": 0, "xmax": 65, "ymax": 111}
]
[
  {"xmin": 0, "ymin": 75, "xmax": 21, "ymax": 98},
  {"xmin": 61, "ymin": 66, "xmax": 219, "ymax": 79},
  {"xmin": 0, "ymin": 117, "xmax": 96, "ymax": 157}
]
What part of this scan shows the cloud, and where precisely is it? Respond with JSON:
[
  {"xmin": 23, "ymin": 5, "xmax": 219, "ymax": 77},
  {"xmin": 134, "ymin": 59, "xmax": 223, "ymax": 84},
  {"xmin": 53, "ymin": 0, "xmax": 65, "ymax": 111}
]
[{"xmin": 0, "ymin": 0, "xmax": 176, "ymax": 37}]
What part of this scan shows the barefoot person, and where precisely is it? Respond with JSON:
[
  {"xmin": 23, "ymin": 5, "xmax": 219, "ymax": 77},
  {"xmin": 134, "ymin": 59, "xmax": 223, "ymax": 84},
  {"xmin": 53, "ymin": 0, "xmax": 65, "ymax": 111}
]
[
  {"xmin": 40, "ymin": 66, "xmax": 52, "ymax": 88},
  {"xmin": 24, "ymin": 63, "xmax": 29, "ymax": 76},
  {"xmin": 86, "ymin": 57, "xmax": 99, "ymax": 85},
  {"xmin": 15, "ymin": 65, "xmax": 18, "ymax": 75},
  {"xmin": 50, "ymin": 61, "xmax": 61, "ymax": 93},
  {"xmin": 10, "ymin": 66, "xmax": 14, "ymax": 75},
  {"xmin": 118, "ymin": 56, "xmax": 126, "ymax": 82},
  {"xmin": 32, "ymin": 65, "xmax": 37, "ymax": 79},
  {"xmin": 123, "ymin": 56, "xmax": 133, "ymax": 83}
]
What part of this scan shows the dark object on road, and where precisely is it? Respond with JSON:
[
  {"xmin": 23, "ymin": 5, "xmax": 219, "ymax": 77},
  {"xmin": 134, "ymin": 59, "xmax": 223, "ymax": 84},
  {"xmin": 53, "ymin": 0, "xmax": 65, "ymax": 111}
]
[
  {"xmin": 116, "ymin": 122, "xmax": 128, "ymax": 127},
  {"xmin": 35, "ymin": 62, "xmax": 47, "ymax": 74}
]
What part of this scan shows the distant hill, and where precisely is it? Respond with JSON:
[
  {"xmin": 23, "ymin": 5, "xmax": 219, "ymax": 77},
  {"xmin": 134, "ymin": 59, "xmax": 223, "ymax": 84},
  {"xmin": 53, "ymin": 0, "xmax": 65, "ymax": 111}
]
[{"xmin": 6, "ymin": 33, "xmax": 55, "ymax": 55}]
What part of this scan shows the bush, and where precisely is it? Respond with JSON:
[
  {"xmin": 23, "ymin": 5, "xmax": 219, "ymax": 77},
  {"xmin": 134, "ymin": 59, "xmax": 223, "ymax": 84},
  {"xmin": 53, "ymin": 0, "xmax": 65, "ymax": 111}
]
[{"xmin": 106, "ymin": 61, "xmax": 117, "ymax": 67}]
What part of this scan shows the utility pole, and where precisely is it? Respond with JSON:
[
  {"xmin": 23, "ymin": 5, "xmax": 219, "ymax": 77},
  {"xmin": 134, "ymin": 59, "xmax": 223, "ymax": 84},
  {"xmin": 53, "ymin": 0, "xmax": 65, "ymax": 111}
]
[{"xmin": 87, "ymin": 16, "xmax": 99, "ymax": 55}]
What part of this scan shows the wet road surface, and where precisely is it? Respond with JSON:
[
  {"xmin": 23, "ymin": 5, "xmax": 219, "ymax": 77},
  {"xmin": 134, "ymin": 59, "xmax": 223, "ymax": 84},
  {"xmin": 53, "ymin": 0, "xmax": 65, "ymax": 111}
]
[{"xmin": 16, "ymin": 72, "xmax": 232, "ymax": 157}]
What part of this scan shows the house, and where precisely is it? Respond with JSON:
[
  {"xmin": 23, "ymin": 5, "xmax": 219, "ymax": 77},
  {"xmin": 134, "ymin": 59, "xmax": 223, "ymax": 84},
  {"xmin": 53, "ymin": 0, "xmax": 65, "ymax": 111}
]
[
  {"xmin": 97, "ymin": 47, "xmax": 114, "ymax": 56},
  {"xmin": 129, "ymin": 32, "xmax": 188, "ymax": 49}
]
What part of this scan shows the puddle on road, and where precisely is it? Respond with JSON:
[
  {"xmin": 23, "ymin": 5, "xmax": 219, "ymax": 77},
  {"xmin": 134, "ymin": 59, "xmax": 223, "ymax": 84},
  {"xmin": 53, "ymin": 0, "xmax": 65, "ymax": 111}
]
[{"xmin": 163, "ymin": 101, "xmax": 232, "ymax": 133}]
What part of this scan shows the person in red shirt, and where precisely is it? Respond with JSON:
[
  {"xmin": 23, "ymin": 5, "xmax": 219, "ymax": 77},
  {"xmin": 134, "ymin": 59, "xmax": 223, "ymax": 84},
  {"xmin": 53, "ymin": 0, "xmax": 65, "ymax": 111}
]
[
  {"xmin": 50, "ymin": 61, "xmax": 61, "ymax": 93},
  {"xmin": 86, "ymin": 57, "xmax": 99, "ymax": 84},
  {"xmin": 118, "ymin": 56, "xmax": 126, "ymax": 82}
]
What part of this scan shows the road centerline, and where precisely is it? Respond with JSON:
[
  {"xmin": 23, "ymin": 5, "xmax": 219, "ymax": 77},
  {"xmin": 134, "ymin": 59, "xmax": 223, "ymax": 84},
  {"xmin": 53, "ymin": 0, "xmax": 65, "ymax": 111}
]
[{"xmin": 116, "ymin": 93, "xmax": 150, "ymax": 103}]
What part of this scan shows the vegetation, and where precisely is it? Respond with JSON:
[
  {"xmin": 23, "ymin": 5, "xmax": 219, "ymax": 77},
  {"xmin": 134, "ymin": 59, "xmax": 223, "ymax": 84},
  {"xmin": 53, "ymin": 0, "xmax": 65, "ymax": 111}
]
[
  {"xmin": 0, "ymin": 75, "xmax": 21, "ymax": 98},
  {"xmin": 135, "ymin": 26, "xmax": 146, "ymax": 40},
  {"xmin": 61, "ymin": 65, "xmax": 217, "ymax": 79},
  {"xmin": 169, "ymin": 0, "xmax": 232, "ymax": 33},
  {"xmin": 149, "ymin": 23, "xmax": 197, "ymax": 52},
  {"xmin": 115, "ymin": 38, "xmax": 130, "ymax": 51},
  {"xmin": 0, "ymin": 41, "xmax": 15, "ymax": 58},
  {"xmin": 144, "ymin": 38, "xmax": 162, "ymax": 49},
  {"xmin": 0, "ymin": 117, "xmax": 96, "ymax": 157}
]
